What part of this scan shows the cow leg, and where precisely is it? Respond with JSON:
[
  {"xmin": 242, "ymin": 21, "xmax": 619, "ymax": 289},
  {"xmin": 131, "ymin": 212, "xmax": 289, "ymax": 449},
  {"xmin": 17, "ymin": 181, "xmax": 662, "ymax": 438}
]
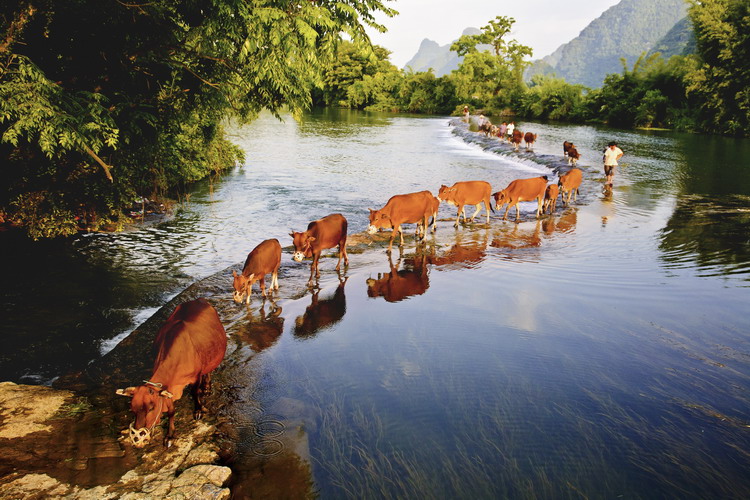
[
  {"xmin": 387, "ymin": 228, "xmax": 397, "ymax": 253},
  {"xmin": 272, "ymin": 269, "xmax": 279, "ymax": 290},
  {"xmin": 164, "ymin": 403, "xmax": 176, "ymax": 448},
  {"xmin": 502, "ymin": 206, "xmax": 510, "ymax": 220},
  {"xmin": 469, "ymin": 204, "xmax": 482, "ymax": 222},
  {"xmin": 536, "ymin": 197, "xmax": 544, "ymax": 218},
  {"xmin": 259, "ymin": 275, "xmax": 266, "ymax": 297},
  {"xmin": 336, "ymin": 239, "xmax": 349, "ymax": 270},
  {"xmin": 192, "ymin": 373, "xmax": 212, "ymax": 420},
  {"xmin": 398, "ymin": 225, "xmax": 405, "ymax": 247},
  {"xmin": 515, "ymin": 203, "xmax": 521, "ymax": 222}
]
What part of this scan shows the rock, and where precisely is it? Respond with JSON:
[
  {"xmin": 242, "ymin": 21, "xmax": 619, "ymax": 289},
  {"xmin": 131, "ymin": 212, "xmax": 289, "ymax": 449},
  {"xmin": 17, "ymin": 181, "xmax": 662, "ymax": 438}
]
[
  {"xmin": 168, "ymin": 482, "xmax": 230, "ymax": 500},
  {"xmin": 172, "ymin": 465, "xmax": 231, "ymax": 488},
  {"xmin": 181, "ymin": 442, "xmax": 220, "ymax": 470},
  {"xmin": 0, "ymin": 382, "xmax": 73, "ymax": 439}
]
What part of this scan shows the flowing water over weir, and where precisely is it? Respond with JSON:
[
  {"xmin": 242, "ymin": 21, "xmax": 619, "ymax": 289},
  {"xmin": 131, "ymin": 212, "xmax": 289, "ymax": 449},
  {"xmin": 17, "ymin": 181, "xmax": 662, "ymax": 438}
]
[{"xmin": 3, "ymin": 109, "xmax": 750, "ymax": 498}]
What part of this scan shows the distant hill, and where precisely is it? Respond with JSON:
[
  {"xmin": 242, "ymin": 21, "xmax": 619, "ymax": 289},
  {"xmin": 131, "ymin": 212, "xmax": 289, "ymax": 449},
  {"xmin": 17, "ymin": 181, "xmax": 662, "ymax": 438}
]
[
  {"xmin": 648, "ymin": 16, "xmax": 697, "ymax": 59},
  {"xmin": 403, "ymin": 28, "xmax": 481, "ymax": 76},
  {"xmin": 525, "ymin": 0, "xmax": 688, "ymax": 88}
]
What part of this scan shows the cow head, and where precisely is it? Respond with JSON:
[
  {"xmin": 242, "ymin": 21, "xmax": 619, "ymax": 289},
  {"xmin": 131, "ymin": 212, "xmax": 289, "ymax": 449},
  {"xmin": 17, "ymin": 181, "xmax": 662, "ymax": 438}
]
[
  {"xmin": 492, "ymin": 191, "xmax": 508, "ymax": 210},
  {"xmin": 116, "ymin": 381, "xmax": 173, "ymax": 448},
  {"xmin": 289, "ymin": 231, "xmax": 314, "ymax": 262},
  {"xmin": 436, "ymin": 185, "xmax": 449, "ymax": 201},
  {"xmin": 232, "ymin": 270, "xmax": 255, "ymax": 304},
  {"xmin": 367, "ymin": 209, "xmax": 391, "ymax": 234}
]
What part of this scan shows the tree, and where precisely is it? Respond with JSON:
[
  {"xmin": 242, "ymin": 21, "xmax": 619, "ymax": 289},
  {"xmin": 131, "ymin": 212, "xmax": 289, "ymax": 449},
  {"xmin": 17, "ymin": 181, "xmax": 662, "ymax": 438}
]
[
  {"xmin": 0, "ymin": 0, "xmax": 395, "ymax": 238},
  {"xmin": 449, "ymin": 16, "xmax": 532, "ymax": 113},
  {"xmin": 686, "ymin": 0, "xmax": 750, "ymax": 136}
]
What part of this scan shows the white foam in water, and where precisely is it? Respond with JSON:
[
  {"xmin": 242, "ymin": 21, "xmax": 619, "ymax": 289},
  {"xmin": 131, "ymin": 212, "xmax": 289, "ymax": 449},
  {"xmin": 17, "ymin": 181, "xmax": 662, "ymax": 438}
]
[
  {"xmin": 444, "ymin": 128, "xmax": 549, "ymax": 175},
  {"xmin": 98, "ymin": 305, "xmax": 162, "ymax": 356}
]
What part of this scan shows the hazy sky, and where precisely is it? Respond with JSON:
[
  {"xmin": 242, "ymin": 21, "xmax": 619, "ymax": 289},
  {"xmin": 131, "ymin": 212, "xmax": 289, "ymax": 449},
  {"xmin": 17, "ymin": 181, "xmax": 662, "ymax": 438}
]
[{"xmin": 367, "ymin": 0, "xmax": 621, "ymax": 68}]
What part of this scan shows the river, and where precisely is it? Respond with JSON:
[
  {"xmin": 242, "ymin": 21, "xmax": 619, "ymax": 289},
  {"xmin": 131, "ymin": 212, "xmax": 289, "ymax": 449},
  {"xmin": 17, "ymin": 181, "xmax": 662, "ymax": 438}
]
[{"xmin": 2, "ymin": 108, "xmax": 750, "ymax": 498}]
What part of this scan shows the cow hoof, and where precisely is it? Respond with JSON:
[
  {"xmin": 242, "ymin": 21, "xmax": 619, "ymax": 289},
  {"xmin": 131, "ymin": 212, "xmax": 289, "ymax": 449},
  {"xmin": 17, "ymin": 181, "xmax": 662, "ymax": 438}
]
[
  {"xmin": 164, "ymin": 438, "xmax": 173, "ymax": 448},
  {"xmin": 194, "ymin": 410, "xmax": 203, "ymax": 420}
]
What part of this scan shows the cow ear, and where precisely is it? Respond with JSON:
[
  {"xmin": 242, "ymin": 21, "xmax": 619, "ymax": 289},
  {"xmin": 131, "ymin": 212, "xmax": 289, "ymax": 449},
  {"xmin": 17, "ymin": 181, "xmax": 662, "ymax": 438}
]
[
  {"xmin": 289, "ymin": 231, "xmax": 295, "ymax": 238},
  {"xmin": 232, "ymin": 270, "xmax": 238, "ymax": 278},
  {"xmin": 116, "ymin": 387, "xmax": 136, "ymax": 397},
  {"xmin": 160, "ymin": 390, "xmax": 174, "ymax": 399},
  {"xmin": 247, "ymin": 273, "xmax": 255, "ymax": 281}
]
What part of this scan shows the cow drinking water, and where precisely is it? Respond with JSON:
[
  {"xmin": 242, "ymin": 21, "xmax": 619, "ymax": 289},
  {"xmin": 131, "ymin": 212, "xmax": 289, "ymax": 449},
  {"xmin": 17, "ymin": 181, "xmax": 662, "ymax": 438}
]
[
  {"xmin": 290, "ymin": 213, "xmax": 349, "ymax": 284},
  {"xmin": 232, "ymin": 238, "xmax": 281, "ymax": 303},
  {"xmin": 116, "ymin": 298, "xmax": 227, "ymax": 448},
  {"xmin": 368, "ymin": 191, "xmax": 435, "ymax": 253}
]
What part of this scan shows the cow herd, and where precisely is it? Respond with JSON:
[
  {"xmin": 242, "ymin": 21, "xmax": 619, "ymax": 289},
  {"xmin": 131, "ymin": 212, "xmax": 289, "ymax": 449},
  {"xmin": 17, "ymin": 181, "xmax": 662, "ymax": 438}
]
[{"xmin": 115, "ymin": 128, "xmax": 586, "ymax": 449}]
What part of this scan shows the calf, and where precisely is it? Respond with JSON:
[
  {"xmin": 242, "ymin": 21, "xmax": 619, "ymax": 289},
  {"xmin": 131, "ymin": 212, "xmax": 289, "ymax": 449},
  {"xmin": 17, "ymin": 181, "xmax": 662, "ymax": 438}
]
[
  {"xmin": 563, "ymin": 141, "xmax": 574, "ymax": 157},
  {"xmin": 368, "ymin": 191, "xmax": 434, "ymax": 253},
  {"xmin": 511, "ymin": 129, "xmax": 524, "ymax": 151},
  {"xmin": 567, "ymin": 145, "xmax": 581, "ymax": 166},
  {"xmin": 524, "ymin": 132, "xmax": 537, "ymax": 150},
  {"xmin": 290, "ymin": 213, "xmax": 349, "ymax": 283},
  {"xmin": 558, "ymin": 168, "xmax": 583, "ymax": 206},
  {"xmin": 492, "ymin": 176, "xmax": 548, "ymax": 222},
  {"xmin": 116, "ymin": 298, "xmax": 227, "ymax": 448},
  {"xmin": 437, "ymin": 181, "xmax": 493, "ymax": 227},
  {"xmin": 232, "ymin": 238, "xmax": 281, "ymax": 303},
  {"xmin": 544, "ymin": 184, "xmax": 559, "ymax": 214}
]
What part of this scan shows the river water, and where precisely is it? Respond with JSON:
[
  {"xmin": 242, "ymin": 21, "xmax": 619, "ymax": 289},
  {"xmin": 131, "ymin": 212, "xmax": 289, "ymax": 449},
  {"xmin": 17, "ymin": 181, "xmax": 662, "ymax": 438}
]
[{"xmin": 2, "ymin": 109, "xmax": 750, "ymax": 498}]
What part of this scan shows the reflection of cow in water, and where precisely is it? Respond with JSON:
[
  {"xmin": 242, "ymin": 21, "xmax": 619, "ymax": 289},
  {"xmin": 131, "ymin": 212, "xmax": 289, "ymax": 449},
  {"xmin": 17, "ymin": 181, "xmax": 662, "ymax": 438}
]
[
  {"xmin": 542, "ymin": 209, "xmax": 578, "ymax": 235},
  {"xmin": 425, "ymin": 235, "xmax": 488, "ymax": 270},
  {"xmin": 293, "ymin": 278, "xmax": 348, "ymax": 339},
  {"xmin": 366, "ymin": 255, "xmax": 429, "ymax": 303},
  {"xmin": 235, "ymin": 303, "xmax": 284, "ymax": 353}
]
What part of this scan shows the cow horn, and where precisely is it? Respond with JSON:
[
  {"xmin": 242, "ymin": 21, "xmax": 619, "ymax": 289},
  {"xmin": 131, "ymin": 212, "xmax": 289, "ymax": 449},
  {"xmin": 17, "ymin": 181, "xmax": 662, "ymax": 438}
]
[
  {"xmin": 160, "ymin": 389, "xmax": 174, "ymax": 399},
  {"xmin": 116, "ymin": 387, "xmax": 136, "ymax": 397}
]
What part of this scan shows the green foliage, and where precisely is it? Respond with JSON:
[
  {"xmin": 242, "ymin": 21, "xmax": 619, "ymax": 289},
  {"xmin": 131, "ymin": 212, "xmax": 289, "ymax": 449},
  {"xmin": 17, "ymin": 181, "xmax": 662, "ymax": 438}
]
[
  {"xmin": 518, "ymin": 75, "xmax": 587, "ymax": 121},
  {"xmin": 0, "ymin": 0, "xmax": 395, "ymax": 237},
  {"xmin": 686, "ymin": 0, "xmax": 750, "ymax": 136},
  {"xmin": 449, "ymin": 16, "xmax": 532, "ymax": 105}
]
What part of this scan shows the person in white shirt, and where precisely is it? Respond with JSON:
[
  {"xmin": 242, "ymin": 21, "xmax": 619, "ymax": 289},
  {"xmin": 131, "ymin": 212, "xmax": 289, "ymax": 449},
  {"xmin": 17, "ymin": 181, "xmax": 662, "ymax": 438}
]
[
  {"xmin": 506, "ymin": 121, "xmax": 515, "ymax": 140},
  {"xmin": 603, "ymin": 141, "xmax": 624, "ymax": 186}
]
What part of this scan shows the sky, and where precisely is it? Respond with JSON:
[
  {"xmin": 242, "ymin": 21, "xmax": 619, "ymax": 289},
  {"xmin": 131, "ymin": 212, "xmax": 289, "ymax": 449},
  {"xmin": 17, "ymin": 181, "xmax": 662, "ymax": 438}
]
[{"xmin": 367, "ymin": 0, "xmax": 621, "ymax": 68}]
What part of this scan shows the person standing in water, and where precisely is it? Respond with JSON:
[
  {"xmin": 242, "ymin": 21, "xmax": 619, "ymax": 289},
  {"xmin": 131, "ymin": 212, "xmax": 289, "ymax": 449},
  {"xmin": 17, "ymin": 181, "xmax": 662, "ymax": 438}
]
[{"xmin": 603, "ymin": 141, "xmax": 624, "ymax": 186}]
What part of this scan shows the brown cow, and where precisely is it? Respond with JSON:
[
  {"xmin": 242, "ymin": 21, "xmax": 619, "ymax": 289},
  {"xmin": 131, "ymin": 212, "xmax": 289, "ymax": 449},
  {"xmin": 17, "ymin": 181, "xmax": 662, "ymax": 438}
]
[
  {"xmin": 368, "ymin": 191, "xmax": 434, "ymax": 253},
  {"xmin": 511, "ymin": 129, "xmax": 524, "ymax": 151},
  {"xmin": 116, "ymin": 298, "xmax": 227, "ymax": 448},
  {"xmin": 232, "ymin": 238, "xmax": 281, "ymax": 303},
  {"xmin": 544, "ymin": 183, "xmax": 559, "ymax": 214},
  {"xmin": 366, "ymin": 256, "xmax": 429, "ymax": 303},
  {"xmin": 291, "ymin": 213, "xmax": 349, "ymax": 283},
  {"xmin": 524, "ymin": 132, "xmax": 537, "ymax": 150},
  {"xmin": 437, "ymin": 181, "xmax": 492, "ymax": 227},
  {"xmin": 492, "ymin": 176, "xmax": 548, "ymax": 222},
  {"xmin": 563, "ymin": 141, "xmax": 574, "ymax": 157},
  {"xmin": 558, "ymin": 168, "xmax": 583, "ymax": 206},
  {"xmin": 567, "ymin": 145, "xmax": 581, "ymax": 166}
]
